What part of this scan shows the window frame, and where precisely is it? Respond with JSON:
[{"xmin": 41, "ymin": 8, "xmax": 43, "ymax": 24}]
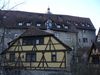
[
  {"xmin": 26, "ymin": 52, "xmax": 36, "ymax": 62},
  {"xmin": 22, "ymin": 37, "xmax": 44, "ymax": 45},
  {"xmin": 83, "ymin": 38, "xmax": 88, "ymax": 43},
  {"xmin": 51, "ymin": 52, "xmax": 57, "ymax": 62},
  {"xmin": 10, "ymin": 53, "xmax": 15, "ymax": 62}
]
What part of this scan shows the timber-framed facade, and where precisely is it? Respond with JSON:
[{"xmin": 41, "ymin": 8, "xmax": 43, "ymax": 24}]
[
  {"xmin": 0, "ymin": 27, "xmax": 71, "ymax": 73},
  {"xmin": 88, "ymin": 28, "xmax": 100, "ymax": 64}
]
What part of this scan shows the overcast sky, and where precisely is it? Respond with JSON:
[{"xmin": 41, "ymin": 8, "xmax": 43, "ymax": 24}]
[{"xmin": 3, "ymin": 0, "xmax": 100, "ymax": 34}]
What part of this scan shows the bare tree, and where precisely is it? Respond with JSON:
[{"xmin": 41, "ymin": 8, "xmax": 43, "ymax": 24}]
[{"xmin": 0, "ymin": 1, "xmax": 24, "ymax": 75}]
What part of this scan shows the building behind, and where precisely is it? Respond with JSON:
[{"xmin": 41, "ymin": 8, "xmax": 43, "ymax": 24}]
[{"xmin": 0, "ymin": 9, "xmax": 96, "ymax": 53}]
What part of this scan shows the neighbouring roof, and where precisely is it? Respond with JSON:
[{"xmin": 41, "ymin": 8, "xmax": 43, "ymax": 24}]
[
  {"xmin": 88, "ymin": 29, "xmax": 100, "ymax": 60},
  {"xmin": 20, "ymin": 26, "xmax": 53, "ymax": 37},
  {"xmin": 0, "ymin": 10, "xmax": 95, "ymax": 32}
]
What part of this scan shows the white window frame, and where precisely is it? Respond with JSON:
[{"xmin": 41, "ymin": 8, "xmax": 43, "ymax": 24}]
[
  {"xmin": 37, "ymin": 24, "xmax": 41, "ymax": 26},
  {"xmin": 18, "ymin": 23, "xmax": 23, "ymax": 26},
  {"xmin": 64, "ymin": 26, "xmax": 68, "ymax": 29},
  {"xmin": 36, "ymin": 39, "xmax": 40, "ymax": 44},
  {"xmin": 26, "ymin": 23, "xmax": 31, "ymax": 26},
  {"xmin": 57, "ymin": 25, "xmax": 61, "ymax": 28}
]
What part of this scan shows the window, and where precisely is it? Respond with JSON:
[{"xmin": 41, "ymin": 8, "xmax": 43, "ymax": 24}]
[
  {"xmin": 36, "ymin": 39, "xmax": 39, "ymax": 44},
  {"xmin": 51, "ymin": 52, "xmax": 56, "ymax": 62},
  {"xmin": 82, "ymin": 23, "xmax": 85, "ymax": 26},
  {"xmin": 46, "ymin": 20, "xmax": 52, "ymax": 29},
  {"xmin": 67, "ymin": 21, "xmax": 71, "ymax": 24},
  {"xmin": 79, "ymin": 39, "xmax": 81, "ymax": 42},
  {"xmin": 64, "ymin": 26, "xmax": 68, "ymax": 29},
  {"xmin": 3, "ymin": 16, "xmax": 7, "ymax": 19},
  {"xmin": 92, "ymin": 55, "xmax": 99, "ymax": 64},
  {"xmin": 14, "ymin": 34, "xmax": 18, "ymax": 37},
  {"xmin": 83, "ymin": 38, "xmax": 88, "ymax": 43},
  {"xmin": 55, "ymin": 33, "xmax": 59, "ymax": 37},
  {"xmin": 57, "ymin": 25, "xmax": 61, "ymax": 28},
  {"xmin": 26, "ymin": 52, "xmax": 36, "ymax": 62},
  {"xmin": 10, "ymin": 53, "xmax": 15, "ymax": 62},
  {"xmin": 37, "ymin": 24, "xmax": 41, "ymax": 26},
  {"xmin": 87, "ymin": 25, "xmax": 90, "ymax": 27},
  {"xmin": 23, "ymin": 37, "xmax": 33, "ymax": 45},
  {"xmin": 75, "ymin": 23, "xmax": 78, "ymax": 26},
  {"xmin": 26, "ymin": 23, "xmax": 31, "ymax": 26},
  {"xmin": 22, "ymin": 37, "xmax": 44, "ymax": 45},
  {"xmin": 97, "ymin": 35, "xmax": 100, "ymax": 42},
  {"xmin": 18, "ymin": 23, "xmax": 23, "ymax": 26},
  {"xmin": 83, "ymin": 30, "xmax": 86, "ymax": 33},
  {"xmin": 47, "ymin": 23, "xmax": 52, "ymax": 29}
]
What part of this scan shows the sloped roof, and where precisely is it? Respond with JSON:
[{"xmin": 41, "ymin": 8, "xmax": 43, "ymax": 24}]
[
  {"xmin": 0, "ymin": 10, "xmax": 95, "ymax": 31},
  {"xmin": 20, "ymin": 26, "xmax": 53, "ymax": 37}
]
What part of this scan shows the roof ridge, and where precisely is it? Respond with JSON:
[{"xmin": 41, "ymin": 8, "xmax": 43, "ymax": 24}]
[{"xmin": 20, "ymin": 26, "xmax": 53, "ymax": 37}]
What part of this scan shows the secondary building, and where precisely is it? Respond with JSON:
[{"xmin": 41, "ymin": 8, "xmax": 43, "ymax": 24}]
[
  {"xmin": 0, "ymin": 8, "xmax": 95, "ymax": 53},
  {"xmin": 0, "ymin": 27, "xmax": 71, "ymax": 75},
  {"xmin": 88, "ymin": 28, "xmax": 100, "ymax": 64}
]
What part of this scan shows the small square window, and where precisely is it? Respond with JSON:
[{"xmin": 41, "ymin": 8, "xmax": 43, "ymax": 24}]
[
  {"xmin": 83, "ymin": 30, "xmax": 86, "ymax": 33},
  {"xmin": 10, "ymin": 53, "xmax": 15, "ymax": 62},
  {"xmin": 18, "ymin": 23, "xmax": 23, "ymax": 26},
  {"xmin": 55, "ymin": 33, "xmax": 59, "ymax": 37},
  {"xmin": 26, "ymin": 52, "xmax": 36, "ymax": 62},
  {"xmin": 15, "ymin": 34, "xmax": 18, "ymax": 37},
  {"xmin": 37, "ymin": 24, "xmax": 41, "ymax": 26},
  {"xmin": 57, "ymin": 25, "xmax": 61, "ymax": 28},
  {"xmin": 26, "ymin": 23, "xmax": 31, "ymax": 26},
  {"xmin": 51, "ymin": 52, "xmax": 56, "ymax": 62},
  {"xmin": 83, "ymin": 38, "xmax": 88, "ymax": 43},
  {"xmin": 36, "ymin": 40, "xmax": 39, "ymax": 44},
  {"xmin": 3, "ymin": 16, "xmax": 7, "ymax": 19},
  {"xmin": 82, "ymin": 23, "xmax": 85, "ymax": 26},
  {"xmin": 75, "ymin": 23, "xmax": 78, "ymax": 26},
  {"xmin": 64, "ymin": 26, "xmax": 68, "ymax": 29}
]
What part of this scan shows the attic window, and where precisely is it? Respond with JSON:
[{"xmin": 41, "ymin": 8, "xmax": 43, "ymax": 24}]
[
  {"xmin": 37, "ymin": 24, "xmax": 41, "ymax": 26},
  {"xmin": 67, "ymin": 21, "xmax": 71, "ymax": 24},
  {"xmin": 26, "ymin": 23, "xmax": 31, "ymax": 26},
  {"xmin": 14, "ymin": 34, "xmax": 18, "ymax": 37},
  {"xmin": 3, "ymin": 16, "xmax": 7, "ymax": 19},
  {"xmin": 18, "ymin": 23, "xmax": 23, "ymax": 26},
  {"xmin": 57, "ymin": 25, "xmax": 61, "ymax": 28},
  {"xmin": 97, "ymin": 35, "xmax": 100, "ymax": 42},
  {"xmin": 82, "ymin": 23, "xmax": 85, "ymax": 26},
  {"xmin": 75, "ymin": 23, "xmax": 78, "ymax": 26},
  {"xmin": 87, "ymin": 24, "xmax": 90, "ymax": 27},
  {"xmin": 64, "ymin": 26, "xmax": 68, "ymax": 29}
]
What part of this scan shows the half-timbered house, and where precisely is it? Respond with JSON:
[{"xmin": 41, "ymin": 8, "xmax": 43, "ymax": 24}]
[
  {"xmin": 0, "ymin": 27, "xmax": 71, "ymax": 75},
  {"xmin": 88, "ymin": 28, "xmax": 100, "ymax": 64}
]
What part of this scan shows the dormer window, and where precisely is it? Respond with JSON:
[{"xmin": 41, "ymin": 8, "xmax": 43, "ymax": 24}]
[
  {"xmin": 46, "ymin": 19, "xmax": 52, "ymax": 29},
  {"xmin": 87, "ymin": 24, "xmax": 90, "ymax": 27},
  {"xmin": 37, "ymin": 24, "xmax": 41, "ymax": 27},
  {"xmin": 97, "ymin": 35, "xmax": 100, "ymax": 42},
  {"xmin": 83, "ymin": 30, "xmax": 85, "ymax": 33},
  {"xmin": 82, "ymin": 23, "xmax": 85, "ymax": 26},
  {"xmin": 67, "ymin": 21, "xmax": 71, "ymax": 24},
  {"xmin": 75, "ymin": 23, "xmax": 78, "ymax": 26},
  {"xmin": 57, "ymin": 25, "xmax": 61, "ymax": 28},
  {"xmin": 64, "ymin": 26, "xmax": 68, "ymax": 29},
  {"xmin": 14, "ymin": 34, "xmax": 18, "ymax": 37},
  {"xmin": 18, "ymin": 22, "xmax": 23, "ymax": 26},
  {"xmin": 3, "ymin": 16, "xmax": 7, "ymax": 19},
  {"xmin": 26, "ymin": 23, "xmax": 31, "ymax": 26}
]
